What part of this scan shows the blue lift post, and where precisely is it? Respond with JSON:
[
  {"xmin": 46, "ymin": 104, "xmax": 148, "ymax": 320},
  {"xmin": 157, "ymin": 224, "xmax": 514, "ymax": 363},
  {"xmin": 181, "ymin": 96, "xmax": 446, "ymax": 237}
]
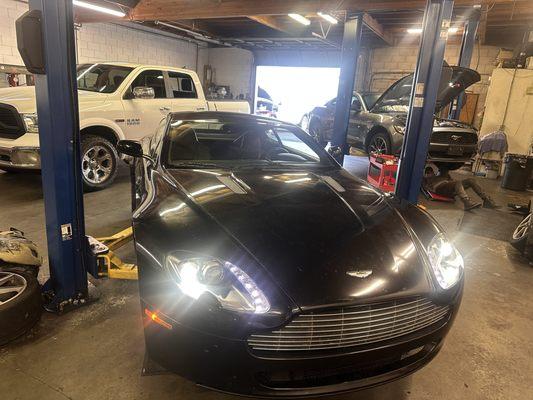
[
  {"xmin": 449, "ymin": 8, "xmax": 481, "ymax": 120},
  {"xmin": 330, "ymin": 13, "xmax": 363, "ymax": 164},
  {"xmin": 17, "ymin": 0, "xmax": 90, "ymax": 312},
  {"xmin": 395, "ymin": 0, "xmax": 455, "ymax": 204}
]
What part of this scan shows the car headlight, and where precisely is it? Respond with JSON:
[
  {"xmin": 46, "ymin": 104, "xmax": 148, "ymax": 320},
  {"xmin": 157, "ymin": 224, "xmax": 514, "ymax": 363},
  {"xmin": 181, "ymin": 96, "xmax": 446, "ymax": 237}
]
[
  {"xmin": 22, "ymin": 113, "xmax": 38, "ymax": 133},
  {"xmin": 393, "ymin": 124, "xmax": 405, "ymax": 134},
  {"xmin": 166, "ymin": 253, "xmax": 270, "ymax": 314},
  {"xmin": 426, "ymin": 233, "xmax": 464, "ymax": 289}
]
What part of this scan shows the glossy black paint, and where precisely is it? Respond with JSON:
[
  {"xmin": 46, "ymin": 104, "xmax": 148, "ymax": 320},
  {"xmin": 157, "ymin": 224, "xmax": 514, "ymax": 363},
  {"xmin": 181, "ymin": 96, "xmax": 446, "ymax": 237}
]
[{"xmin": 127, "ymin": 112, "xmax": 463, "ymax": 397}]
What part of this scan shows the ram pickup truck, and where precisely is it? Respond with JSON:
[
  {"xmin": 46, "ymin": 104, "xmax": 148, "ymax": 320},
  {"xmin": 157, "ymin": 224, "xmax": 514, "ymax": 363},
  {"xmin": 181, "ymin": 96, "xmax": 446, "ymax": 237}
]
[{"xmin": 0, "ymin": 62, "xmax": 250, "ymax": 190}]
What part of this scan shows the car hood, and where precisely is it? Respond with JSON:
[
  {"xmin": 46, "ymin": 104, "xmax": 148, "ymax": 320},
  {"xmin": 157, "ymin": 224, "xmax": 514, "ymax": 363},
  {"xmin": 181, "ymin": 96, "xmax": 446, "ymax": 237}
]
[
  {"xmin": 165, "ymin": 167, "xmax": 431, "ymax": 309},
  {"xmin": 0, "ymin": 86, "xmax": 109, "ymax": 113},
  {"xmin": 371, "ymin": 65, "xmax": 481, "ymax": 113}
]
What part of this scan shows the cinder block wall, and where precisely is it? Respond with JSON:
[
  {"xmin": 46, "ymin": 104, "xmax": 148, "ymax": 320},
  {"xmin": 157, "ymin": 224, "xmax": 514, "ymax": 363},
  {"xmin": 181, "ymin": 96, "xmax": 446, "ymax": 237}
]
[
  {"xmin": 368, "ymin": 44, "xmax": 501, "ymax": 127},
  {"xmin": 0, "ymin": 0, "xmax": 200, "ymax": 75}
]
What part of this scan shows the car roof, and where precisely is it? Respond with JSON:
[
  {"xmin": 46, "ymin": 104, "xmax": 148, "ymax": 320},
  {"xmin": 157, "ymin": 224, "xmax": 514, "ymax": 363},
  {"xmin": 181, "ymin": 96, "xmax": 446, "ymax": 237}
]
[{"xmin": 169, "ymin": 111, "xmax": 296, "ymax": 127}]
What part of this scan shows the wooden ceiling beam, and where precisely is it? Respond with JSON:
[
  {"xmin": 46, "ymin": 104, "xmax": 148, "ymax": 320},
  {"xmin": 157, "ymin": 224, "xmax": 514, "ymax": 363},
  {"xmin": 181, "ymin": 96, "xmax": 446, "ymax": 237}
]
[
  {"xmin": 248, "ymin": 15, "xmax": 292, "ymax": 34},
  {"xmin": 131, "ymin": 0, "xmax": 531, "ymax": 21},
  {"xmin": 362, "ymin": 13, "xmax": 393, "ymax": 46}
]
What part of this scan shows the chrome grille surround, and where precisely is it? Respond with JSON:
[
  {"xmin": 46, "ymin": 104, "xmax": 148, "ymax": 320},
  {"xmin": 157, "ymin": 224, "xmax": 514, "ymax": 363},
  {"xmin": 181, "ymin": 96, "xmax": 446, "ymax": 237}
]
[{"xmin": 248, "ymin": 297, "xmax": 450, "ymax": 354}]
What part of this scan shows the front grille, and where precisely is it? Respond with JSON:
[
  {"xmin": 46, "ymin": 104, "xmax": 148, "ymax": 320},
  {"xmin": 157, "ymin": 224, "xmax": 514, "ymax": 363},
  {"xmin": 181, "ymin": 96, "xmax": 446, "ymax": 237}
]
[
  {"xmin": 0, "ymin": 103, "xmax": 25, "ymax": 139},
  {"xmin": 248, "ymin": 297, "xmax": 449, "ymax": 354},
  {"xmin": 431, "ymin": 131, "xmax": 477, "ymax": 144}
]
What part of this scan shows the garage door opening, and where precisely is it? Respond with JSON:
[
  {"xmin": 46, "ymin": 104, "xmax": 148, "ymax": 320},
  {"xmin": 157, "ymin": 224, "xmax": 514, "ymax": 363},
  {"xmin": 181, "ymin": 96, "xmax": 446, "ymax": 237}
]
[{"xmin": 254, "ymin": 66, "xmax": 340, "ymax": 125}]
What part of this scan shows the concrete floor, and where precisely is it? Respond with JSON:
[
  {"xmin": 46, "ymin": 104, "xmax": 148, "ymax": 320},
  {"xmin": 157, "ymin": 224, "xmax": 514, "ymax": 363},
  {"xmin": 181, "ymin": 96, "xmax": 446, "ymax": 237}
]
[{"xmin": 1, "ymin": 158, "xmax": 532, "ymax": 400}]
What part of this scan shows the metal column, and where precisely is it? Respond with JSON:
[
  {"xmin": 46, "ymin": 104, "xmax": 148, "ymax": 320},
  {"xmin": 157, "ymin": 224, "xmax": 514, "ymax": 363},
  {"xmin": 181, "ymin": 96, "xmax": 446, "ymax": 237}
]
[
  {"xmin": 395, "ymin": 0, "xmax": 454, "ymax": 204},
  {"xmin": 18, "ymin": 0, "xmax": 89, "ymax": 312},
  {"xmin": 449, "ymin": 8, "xmax": 480, "ymax": 119},
  {"xmin": 330, "ymin": 13, "xmax": 363, "ymax": 163}
]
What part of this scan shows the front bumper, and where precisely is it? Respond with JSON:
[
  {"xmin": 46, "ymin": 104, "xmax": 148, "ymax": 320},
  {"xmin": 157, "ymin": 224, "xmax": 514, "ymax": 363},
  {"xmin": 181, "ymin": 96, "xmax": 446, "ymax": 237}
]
[
  {"xmin": 427, "ymin": 142, "xmax": 477, "ymax": 163},
  {"xmin": 142, "ymin": 298, "xmax": 456, "ymax": 397},
  {"xmin": 0, "ymin": 146, "xmax": 41, "ymax": 169}
]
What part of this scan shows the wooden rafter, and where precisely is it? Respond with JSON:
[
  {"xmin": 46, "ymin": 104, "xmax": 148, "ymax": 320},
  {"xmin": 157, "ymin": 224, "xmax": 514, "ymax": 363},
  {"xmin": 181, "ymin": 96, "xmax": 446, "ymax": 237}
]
[
  {"xmin": 362, "ymin": 13, "xmax": 393, "ymax": 46},
  {"xmin": 248, "ymin": 15, "xmax": 291, "ymax": 34}
]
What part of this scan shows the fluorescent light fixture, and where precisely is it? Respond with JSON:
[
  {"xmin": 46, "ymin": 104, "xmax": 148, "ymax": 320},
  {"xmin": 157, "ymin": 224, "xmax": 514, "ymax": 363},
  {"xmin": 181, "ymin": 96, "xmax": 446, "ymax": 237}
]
[
  {"xmin": 407, "ymin": 26, "xmax": 460, "ymax": 34},
  {"xmin": 73, "ymin": 1, "xmax": 126, "ymax": 17},
  {"xmin": 288, "ymin": 13, "xmax": 311, "ymax": 26},
  {"xmin": 317, "ymin": 12, "xmax": 338, "ymax": 24}
]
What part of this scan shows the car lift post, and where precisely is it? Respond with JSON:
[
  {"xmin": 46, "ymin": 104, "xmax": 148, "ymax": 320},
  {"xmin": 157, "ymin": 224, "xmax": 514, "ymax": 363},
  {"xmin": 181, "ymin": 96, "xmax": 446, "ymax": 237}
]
[
  {"xmin": 395, "ymin": 0, "xmax": 454, "ymax": 204},
  {"xmin": 448, "ymin": 7, "xmax": 481, "ymax": 120},
  {"xmin": 17, "ymin": 0, "xmax": 91, "ymax": 312},
  {"xmin": 330, "ymin": 13, "xmax": 363, "ymax": 164}
]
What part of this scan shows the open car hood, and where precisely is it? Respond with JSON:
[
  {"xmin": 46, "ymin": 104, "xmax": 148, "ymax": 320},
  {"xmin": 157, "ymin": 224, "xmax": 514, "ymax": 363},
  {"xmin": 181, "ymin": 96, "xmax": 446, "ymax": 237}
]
[{"xmin": 371, "ymin": 65, "xmax": 481, "ymax": 113}]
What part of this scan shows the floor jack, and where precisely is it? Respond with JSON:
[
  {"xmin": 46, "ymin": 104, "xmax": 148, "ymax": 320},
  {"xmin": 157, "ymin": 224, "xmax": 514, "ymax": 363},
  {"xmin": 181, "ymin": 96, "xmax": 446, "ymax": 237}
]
[{"xmin": 88, "ymin": 227, "xmax": 138, "ymax": 280}]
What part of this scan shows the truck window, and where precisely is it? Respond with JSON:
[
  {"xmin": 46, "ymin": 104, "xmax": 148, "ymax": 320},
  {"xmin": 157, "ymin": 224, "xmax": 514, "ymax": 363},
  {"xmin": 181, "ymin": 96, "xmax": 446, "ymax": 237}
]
[
  {"xmin": 130, "ymin": 70, "xmax": 166, "ymax": 99},
  {"xmin": 77, "ymin": 64, "xmax": 133, "ymax": 93},
  {"xmin": 167, "ymin": 71, "xmax": 198, "ymax": 99}
]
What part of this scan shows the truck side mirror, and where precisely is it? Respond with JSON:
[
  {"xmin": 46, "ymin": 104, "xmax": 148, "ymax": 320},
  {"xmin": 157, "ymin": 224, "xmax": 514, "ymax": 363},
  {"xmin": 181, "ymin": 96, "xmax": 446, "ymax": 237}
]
[{"xmin": 132, "ymin": 86, "xmax": 155, "ymax": 99}]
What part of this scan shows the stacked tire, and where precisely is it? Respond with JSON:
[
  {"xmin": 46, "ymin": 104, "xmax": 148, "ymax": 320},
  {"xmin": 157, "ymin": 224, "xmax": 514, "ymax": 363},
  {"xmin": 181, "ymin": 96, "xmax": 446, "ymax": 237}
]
[{"xmin": 0, "ymin": 265, "xmax": 42, "ymax": 346}]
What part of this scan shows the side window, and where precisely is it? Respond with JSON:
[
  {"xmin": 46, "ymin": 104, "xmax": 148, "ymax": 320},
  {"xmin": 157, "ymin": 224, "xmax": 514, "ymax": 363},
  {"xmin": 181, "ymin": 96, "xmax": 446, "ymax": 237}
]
[
  {"xmin": 167, "ymin": 71, "xmax": 198, "ymax": 99},
  {"xmin": 130, "ymin": 70, "xmax": 166, "ymax": 99},
  {"xmin": 276, "ymin": 129, "xmax": 320, "ymax": 160}
]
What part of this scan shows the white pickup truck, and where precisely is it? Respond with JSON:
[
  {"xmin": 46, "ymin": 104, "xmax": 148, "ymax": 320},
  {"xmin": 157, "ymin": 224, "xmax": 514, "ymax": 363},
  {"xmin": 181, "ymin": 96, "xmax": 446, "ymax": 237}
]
[{"xmin": 0, "ymin": 62, "xmax": 250, "ymax": 190}]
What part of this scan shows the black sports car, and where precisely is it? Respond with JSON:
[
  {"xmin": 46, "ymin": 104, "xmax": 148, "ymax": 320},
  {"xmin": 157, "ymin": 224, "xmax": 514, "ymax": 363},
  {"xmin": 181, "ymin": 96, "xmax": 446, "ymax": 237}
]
[{"xmin": 119, "ymin": 112, "xmax": 464, "ymax": 397}]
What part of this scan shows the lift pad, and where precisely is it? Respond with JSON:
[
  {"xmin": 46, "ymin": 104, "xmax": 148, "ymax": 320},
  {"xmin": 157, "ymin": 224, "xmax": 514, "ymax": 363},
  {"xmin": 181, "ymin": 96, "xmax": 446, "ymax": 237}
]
[{"xmin": 89, "ymin": 227, "xmax": 138, "ymax": 280}]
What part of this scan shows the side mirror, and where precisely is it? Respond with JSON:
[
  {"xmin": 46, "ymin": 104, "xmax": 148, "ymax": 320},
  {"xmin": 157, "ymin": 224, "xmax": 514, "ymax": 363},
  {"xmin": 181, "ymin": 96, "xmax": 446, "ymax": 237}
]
[
  {"xmin": 117, "ymin": 140, "xmax": 143, "ymax": 158},
  {"xmin": 132, "ymin": 86, "xmax": 155, "ymax": 99},
  {"xmin": 351, "ymin": 102, "xmax": 362, "ymax": 112}
]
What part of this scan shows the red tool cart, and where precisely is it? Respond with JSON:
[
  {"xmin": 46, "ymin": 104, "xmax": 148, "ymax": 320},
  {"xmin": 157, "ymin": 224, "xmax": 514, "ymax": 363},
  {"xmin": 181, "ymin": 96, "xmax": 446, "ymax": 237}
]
[{"xmin": 367, "ymin": 153, "xmax": 398, "ymax": 192}]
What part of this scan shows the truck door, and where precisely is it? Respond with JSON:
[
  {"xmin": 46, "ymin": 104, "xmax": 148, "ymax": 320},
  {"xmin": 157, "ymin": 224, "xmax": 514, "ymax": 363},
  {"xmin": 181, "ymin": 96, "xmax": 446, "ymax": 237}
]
[
  {"xmin": 166, "ymin": 71, "xmax": 207, "ymax": 112},
  {"xmin": 122, "ymin": 69, "xmax": 171, "ymax": 139}
]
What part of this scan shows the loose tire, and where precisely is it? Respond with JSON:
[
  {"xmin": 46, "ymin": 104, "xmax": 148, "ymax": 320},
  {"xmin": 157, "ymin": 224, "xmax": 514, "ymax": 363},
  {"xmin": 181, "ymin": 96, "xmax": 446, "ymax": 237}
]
[
  {"xmin": 0, "ymin": 268, "xmax": 42, "ymax": 346},
  {"xmin": 511, "ymin": 212, "xmax": 531, "ymax": 253},
  {"xmin": 81, "ymin": 135, "xmax": 119, "ymax": 192},
  {"xmin": 367, "ymin": 132, "xmax": 391, "ymax": 155}
]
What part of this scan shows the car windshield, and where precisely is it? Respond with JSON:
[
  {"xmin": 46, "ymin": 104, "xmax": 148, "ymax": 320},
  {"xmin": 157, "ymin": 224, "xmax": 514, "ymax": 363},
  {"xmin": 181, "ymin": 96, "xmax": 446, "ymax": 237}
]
[
  {"xmin": 76, "ymin": 64, "xmax": 133, "ymax": 93},
  {"xmin": 371, "ymin": 75, "xmax": 414, "ymax": 114},
  {"xmin": 362, "ymin": 93, "xmax": 381, "ymax": 109},
  {"xmin": 164, "ymin": 119, "xmax": 333, "ymax": 169}
]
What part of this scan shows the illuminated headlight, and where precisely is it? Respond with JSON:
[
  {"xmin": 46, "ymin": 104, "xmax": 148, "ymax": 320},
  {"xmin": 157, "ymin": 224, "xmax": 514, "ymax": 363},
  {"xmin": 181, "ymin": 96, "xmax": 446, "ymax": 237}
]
[
  {"xmin": 22, "ymin": 113, "xmax": 38, "ymax": 133},
  {"xmin": 166, "ymin": 253, "xmax": 271, "ymax": 314},
  {"xmin": 393, "ymin": 125, "xmax": 405, "ymax": 134},
  {"xmin": 426, "ymin": 233, "xmax": 464, "ymax": 289}
]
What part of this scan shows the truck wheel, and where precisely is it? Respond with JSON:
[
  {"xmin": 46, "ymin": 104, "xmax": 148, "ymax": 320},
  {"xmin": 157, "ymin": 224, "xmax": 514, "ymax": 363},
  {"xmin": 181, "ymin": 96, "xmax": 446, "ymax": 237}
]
[
  {"xmin": 367, "ymin": 132, "xmax": 391, "ymax": 155},
  {"xmin": 0, "ymin": 268, "xmax": 42, "ymax": 346},
  {"xmin": 81, "ymin": 135, "xmax": 118, "ymax": 192}
]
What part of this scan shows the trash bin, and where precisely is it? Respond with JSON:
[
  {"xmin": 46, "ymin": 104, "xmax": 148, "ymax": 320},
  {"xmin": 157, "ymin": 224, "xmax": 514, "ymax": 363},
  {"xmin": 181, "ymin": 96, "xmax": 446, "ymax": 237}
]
[{"xmin": 501, "ymin": 153, "xmax": 533, "ymax": 191}]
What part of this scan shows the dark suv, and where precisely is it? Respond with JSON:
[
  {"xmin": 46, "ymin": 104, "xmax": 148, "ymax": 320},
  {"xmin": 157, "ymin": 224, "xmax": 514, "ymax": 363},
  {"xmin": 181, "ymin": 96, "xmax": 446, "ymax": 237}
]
[{"xmin": 301, "ymin": 66, "xmax": 480, "ymax": 168}]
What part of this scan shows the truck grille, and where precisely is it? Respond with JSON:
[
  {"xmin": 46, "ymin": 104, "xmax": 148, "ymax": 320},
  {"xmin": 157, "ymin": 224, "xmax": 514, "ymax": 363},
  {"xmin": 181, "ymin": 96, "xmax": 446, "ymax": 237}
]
[
  {"xmin": 0, "ymin": 103, "xmax": 25, "ymax": 139},
  {"xmin": 248, "ymin": 297, "xmax": 449, "ymax": 355}
]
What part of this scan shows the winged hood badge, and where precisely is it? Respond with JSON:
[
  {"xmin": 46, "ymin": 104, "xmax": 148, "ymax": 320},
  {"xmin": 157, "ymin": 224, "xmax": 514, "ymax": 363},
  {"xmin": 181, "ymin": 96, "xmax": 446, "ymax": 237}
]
[{"xmin": 346, "ymin": 270, "xmax": 373, "ymax": 278}]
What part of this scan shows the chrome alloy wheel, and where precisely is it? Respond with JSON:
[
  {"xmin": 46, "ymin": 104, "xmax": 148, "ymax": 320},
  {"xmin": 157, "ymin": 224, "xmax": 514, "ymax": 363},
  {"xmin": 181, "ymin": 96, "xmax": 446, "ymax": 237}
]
[
  {"xmin": 368, "ymin": 136, "xmax": 388, "ymax": 154},
  {"xmin": 513, "ymin": 213, "xmax": 531, "ymax": 240},
  {"xmin": 0, "ymin": 271, "xmax": 27, "ymax": 305},
  {"xmin": 82, "ymin": 145, "xmax": 113, "ymax": 185}
]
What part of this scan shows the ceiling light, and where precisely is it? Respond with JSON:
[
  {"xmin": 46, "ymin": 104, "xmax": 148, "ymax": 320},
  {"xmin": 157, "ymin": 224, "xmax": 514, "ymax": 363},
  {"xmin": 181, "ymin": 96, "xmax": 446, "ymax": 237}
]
[
  {"xmin": 407, "ymin": 26, "xmax": 460, "ymax": 34},
  {"xmin": 288, "ymin": 13, "xmax": 311, "ymax": 26},
  {"xmin": 73, "ymin": 1, "xmax": 126, "ymax": 17},
  {"xmin": 317, "ymin": 12, "xmax": 338, "ymax": 24}
]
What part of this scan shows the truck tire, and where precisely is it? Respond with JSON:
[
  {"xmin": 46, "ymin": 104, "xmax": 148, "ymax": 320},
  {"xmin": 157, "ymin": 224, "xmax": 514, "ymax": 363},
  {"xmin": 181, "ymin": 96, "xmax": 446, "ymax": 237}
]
[
  {"xmin": 81, "ymin": 135, "xmax": 119, "ymax": 192},
  {"xmin": 0, "ymin": 268, "xmax": 42, "ymax": 346}
]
